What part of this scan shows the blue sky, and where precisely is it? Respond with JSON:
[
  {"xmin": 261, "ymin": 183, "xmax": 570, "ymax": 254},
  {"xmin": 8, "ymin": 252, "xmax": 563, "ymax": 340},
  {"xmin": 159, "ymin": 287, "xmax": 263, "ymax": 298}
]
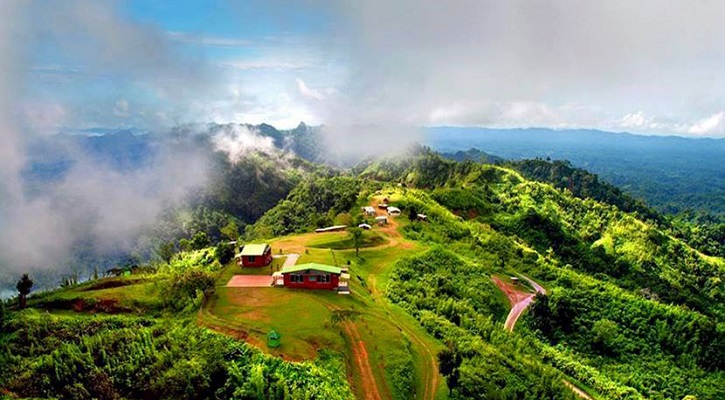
[{"xmin": 7, "ymin": 0, "xmax": 725, "ymax": 136}]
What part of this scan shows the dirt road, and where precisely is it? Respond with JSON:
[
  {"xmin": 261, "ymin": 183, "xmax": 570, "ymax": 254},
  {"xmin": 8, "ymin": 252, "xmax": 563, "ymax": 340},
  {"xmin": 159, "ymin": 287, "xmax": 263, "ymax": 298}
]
[
  {"xmin": 492, "ymin": 275, "xmax": 546, "ymax": 332},
  {"xmin": 493, "ymin": 275, "xmax": 593, "ymax": 399}
]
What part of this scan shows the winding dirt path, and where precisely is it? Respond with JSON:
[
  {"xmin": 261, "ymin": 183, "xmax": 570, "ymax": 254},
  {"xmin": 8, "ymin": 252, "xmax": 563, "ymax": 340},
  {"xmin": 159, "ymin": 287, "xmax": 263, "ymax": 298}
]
[
  {"xmin": 368, "ymin": 197, "xmax": 440, "ymax": 400},
  {"xmin": 316, "ymin": 299, "xmax": 386, "ymax": 400},
  {"xmin": 342, "ymin": 320, "xmax": 383, "ymax": 400}
]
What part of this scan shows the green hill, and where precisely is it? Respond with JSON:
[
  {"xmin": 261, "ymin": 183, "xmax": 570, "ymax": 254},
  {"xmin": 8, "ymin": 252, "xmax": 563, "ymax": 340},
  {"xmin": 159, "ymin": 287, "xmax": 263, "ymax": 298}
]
[{"xmin": 2, "ymin": 151, "xmax": 723, "ymax": 399}]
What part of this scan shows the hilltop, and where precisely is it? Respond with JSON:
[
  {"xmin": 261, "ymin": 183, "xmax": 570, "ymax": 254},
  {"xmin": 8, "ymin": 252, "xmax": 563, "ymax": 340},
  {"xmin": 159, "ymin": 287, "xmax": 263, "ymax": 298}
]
[{"xmin": 2, "ymin": 149, "xmax": 722, "ymax": 399}]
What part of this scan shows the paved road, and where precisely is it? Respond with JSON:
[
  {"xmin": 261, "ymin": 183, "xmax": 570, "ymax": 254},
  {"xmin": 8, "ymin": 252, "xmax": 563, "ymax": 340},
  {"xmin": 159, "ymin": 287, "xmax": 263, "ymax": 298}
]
[
  {"xmin": 273, "ymin": 253, "xmax": 300, "ymax": 269},
  {"xmin": 282, "ymin": 253, "xmax": 299, "ymax": 268}
]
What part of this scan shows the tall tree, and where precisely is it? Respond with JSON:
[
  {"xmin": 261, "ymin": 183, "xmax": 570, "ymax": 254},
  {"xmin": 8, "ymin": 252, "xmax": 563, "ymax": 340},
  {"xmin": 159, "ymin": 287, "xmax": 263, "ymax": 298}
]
[
  {"xmin": 0, "ymin": 300, "xmax": 6, "ymax": 327},
  {"xmin": 157, "ymin": 241, "xmax": 176, "ymax": 263},
  {"xmin": 408, "ymin": 205, "xmax": 418, "ymax": 222},
  {"xmin": 220, "ymin": 220, "xmax": 240, "ymax": 242},
  {"xmin": 438, "ymin": 344, "xmax": 462, "ymax": 394},
  {"xmin": 348, "ymin": 227, "xmax": 364, "ymax": 257},
  {"xmin": 16, "ymin": 274, "xmax": 33, "ymax": 309}
]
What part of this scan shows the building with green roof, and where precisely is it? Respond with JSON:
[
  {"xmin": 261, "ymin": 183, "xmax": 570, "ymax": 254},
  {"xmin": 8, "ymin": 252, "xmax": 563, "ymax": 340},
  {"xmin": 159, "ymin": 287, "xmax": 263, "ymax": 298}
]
[
  {"xmin": 235, "ymin": 243, "xmax": 272, "ymax": 267},
  {"xmin": 280, "ymin": 263, "xmax": 342, "ymax": 290}
]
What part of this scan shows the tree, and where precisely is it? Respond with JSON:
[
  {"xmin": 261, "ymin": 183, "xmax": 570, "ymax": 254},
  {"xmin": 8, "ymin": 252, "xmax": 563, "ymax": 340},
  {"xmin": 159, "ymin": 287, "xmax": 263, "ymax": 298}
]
[
  {"xmin": 16, "ymin": 274, "xmax": 33, "ymax": 309},
  {"xmin": 592, "ymin": 318, "xmax": 619, "ymax": 354},
  {"xmin": 171, "ymin": 270, "xmax": 216, "ymax": 303},
  {"xmin": 220, "ymin": 220, "xmax": 239, "ymax": 242},
  {"xmin": 408, "ymin": 205, "xmax": 418, "ymax": 222},
  {"xmin": 348, "ymin": 227, "xmax": 364, "ymax": 257},
  {"xmin": 179, "ymin": 238, "xmax": 191, "ymax": 252},
  {"xmin": 190, "ymin": 232, "xmax": 210, "ymax": 250},
  {"xmin": 0, "ymin": 300, "xmax": 6, "ymax": 327},
  {"xmin": 157, "ymin": 241, "xmax": 176, "ymax": 263},
  {"xmin": 214, "ymin": 241, "xmax": 235, "ymax": 265},
  {"xmin": 438, "ymin": 344, "xmax": 462, "ymax": 394}
]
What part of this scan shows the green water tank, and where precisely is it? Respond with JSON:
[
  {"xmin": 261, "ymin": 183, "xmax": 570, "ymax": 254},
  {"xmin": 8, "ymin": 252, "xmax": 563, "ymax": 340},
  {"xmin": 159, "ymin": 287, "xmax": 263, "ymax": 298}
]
[{"xmin": 267, "ymin": 330, "xmax": 281, "ymax": 348}]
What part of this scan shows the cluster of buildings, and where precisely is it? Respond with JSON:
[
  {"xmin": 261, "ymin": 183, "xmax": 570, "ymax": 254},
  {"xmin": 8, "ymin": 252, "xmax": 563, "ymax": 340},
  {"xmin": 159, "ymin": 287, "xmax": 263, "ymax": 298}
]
[
  {"xmin": 235, "ymin": 243, "xmax": 348, "ymax": 292},
  {"xmin": 232, "ymin": 198, "xmax": 423, "ymax": 294}
]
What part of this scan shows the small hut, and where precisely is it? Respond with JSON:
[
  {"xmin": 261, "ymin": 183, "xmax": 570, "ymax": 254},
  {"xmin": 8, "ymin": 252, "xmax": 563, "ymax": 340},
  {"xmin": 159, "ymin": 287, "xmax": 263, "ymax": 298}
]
[
  {"xmin": 358, "ymin": 223, "xmax": 372, "ymax": 230},
  {"xmin": 387, "ymin": 206, "xmax": 401, "ymax": 215},
  {"xmin": 375, "ymin": 215, "xmax": 388, "ymax": 226},
  {"xmin": 362, "ymin": 206, "xmax": 376, "ymax": 216}
]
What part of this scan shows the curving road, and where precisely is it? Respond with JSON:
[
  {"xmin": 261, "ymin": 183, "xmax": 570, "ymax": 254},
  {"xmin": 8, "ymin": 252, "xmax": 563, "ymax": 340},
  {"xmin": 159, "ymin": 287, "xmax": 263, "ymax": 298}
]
[
  {"xmin": 494, "ymin": 275, "xmax": 593, "ymax": 399},
  {"xmin": 492, "ymin": 274, "xmax": 546, "ymax": 332}
]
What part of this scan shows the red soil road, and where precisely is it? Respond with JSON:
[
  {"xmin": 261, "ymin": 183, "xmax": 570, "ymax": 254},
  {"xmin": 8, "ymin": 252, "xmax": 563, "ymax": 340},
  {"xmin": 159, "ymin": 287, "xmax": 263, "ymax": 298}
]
[
  {"xmin": 342, "ymin": 321, "xmax": 384, "ymax": 400},
  {"xmin": 318, "ymin": 299, "xmax": 386, "ymax": 400},
  {"xmin": 491, "ymin": 275, "xmax": 546, "ymax": 332},
  {"xmin": 366, "ymin": 199, "xmax": 440, "ymax": 400},
  {"xmin": 493, "ymin": 276, "xmax": 593, "ymax": 399}
]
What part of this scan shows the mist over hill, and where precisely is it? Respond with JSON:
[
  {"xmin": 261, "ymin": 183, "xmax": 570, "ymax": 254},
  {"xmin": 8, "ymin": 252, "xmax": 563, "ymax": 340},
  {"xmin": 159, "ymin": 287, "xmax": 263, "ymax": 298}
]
[
  {"xmin": 4, "ymin": 122, "xmax": 723, "ymax": 293},
  {"xmin": 425, "ymin": 127, "xmax": 725, "ymax": 215}
]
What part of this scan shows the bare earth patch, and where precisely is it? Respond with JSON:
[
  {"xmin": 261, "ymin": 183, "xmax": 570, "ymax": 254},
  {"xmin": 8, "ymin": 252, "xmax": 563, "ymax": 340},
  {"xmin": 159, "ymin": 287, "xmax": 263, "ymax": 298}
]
[{"xmin": 226, "ymin": 275, "xmax": 274, "ymax": 287}]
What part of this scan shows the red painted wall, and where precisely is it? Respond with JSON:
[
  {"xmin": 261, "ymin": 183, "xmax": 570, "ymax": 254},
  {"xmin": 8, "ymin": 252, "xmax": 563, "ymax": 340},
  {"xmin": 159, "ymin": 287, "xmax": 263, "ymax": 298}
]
[
  {"xmin": 283, "ymin": 272, "xmax": 340, "ymax": 290},
  {"xmin": 241, "ymin": 248, "xmax": 273, "ymax": 267}
]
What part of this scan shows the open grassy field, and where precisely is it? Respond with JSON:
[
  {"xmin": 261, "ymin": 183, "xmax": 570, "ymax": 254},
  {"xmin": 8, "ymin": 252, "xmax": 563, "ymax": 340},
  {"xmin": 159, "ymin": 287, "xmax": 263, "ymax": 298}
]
[{"xmin": 307, "ymin": 230, "xmax": 390, "ymax": 250}]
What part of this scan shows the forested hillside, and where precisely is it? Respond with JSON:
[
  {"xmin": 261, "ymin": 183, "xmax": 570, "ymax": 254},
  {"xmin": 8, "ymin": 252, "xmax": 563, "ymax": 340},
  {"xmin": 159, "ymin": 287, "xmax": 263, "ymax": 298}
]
[
  {"xmin": 2, "ymin": 139, "xmax": 723, "ymax": 400},
  {"xmin": 426, "ymin": 127, "xmax": 725, "ymax": 216}
]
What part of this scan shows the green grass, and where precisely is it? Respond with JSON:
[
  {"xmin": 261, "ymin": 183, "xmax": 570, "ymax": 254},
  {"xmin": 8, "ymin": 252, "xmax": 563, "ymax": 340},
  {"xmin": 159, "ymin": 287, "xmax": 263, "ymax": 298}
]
[
  {"xmin": 28, "ymin": 275, "xmax": 165, "ymax": 312},
  {"xmin": 307, "ymin": 230, "xmax": 389, "ymax": 250},
  {"xmin": 205, "ymin": 285, "xmax": 356, "ymax": 360}
]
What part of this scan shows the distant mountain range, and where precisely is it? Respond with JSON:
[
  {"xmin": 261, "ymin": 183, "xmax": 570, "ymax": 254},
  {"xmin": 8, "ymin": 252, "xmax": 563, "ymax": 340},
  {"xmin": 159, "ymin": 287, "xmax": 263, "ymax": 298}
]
[
  {"xmin": 37, "ymin": 124, "xmax": 724, "ymax": 216},
  {"xmin": 424, "ymin": 127, "xmax": 724, "ymax": 216}
]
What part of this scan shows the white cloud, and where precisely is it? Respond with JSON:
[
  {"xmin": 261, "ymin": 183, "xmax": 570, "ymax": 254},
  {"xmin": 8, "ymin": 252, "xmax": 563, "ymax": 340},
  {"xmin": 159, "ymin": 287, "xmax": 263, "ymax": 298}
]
[
  {"xmin": 688, "ymin": 111, "xmax": 724, "ymax": 136},
  {"xmin": 210, "ymin": 125, "xmax": 277, "ymax": 163},
  {"xmin": 620, "ymin": 111, "xmax": 649, "ymax": 129},
  {"xmin": 323, "ymin": 1, "xmax": 725, "ymax": 133},
  {"xmin": 113, "ymin": 99, "xmax": 130, "ymax": 117},
  {"xmin": 220, "ymin": 59, "xmax": 308, "ymax": 71},
  {"xmin": 296, "ymin": 78, "xmax": 326, "ymax": 100}
]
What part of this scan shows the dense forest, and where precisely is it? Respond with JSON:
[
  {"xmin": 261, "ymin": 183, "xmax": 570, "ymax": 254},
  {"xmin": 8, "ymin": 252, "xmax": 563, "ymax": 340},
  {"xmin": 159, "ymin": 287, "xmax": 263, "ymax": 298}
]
[{"xmin": 426, "ymin": 127, "xmax": 725, "ymax": 216}]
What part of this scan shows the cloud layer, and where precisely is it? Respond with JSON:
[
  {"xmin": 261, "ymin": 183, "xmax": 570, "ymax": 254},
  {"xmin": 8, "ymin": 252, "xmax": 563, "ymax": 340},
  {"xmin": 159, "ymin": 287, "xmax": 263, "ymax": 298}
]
[{"xmin": 301, "ymin": 0, "xmax": 725, "ymax": 136}]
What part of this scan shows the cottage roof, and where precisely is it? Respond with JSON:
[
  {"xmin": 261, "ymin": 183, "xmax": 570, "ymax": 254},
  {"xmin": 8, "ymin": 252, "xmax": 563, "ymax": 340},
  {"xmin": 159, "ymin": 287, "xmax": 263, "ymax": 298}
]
[
  {"xmin": 375, "ymin": 215, "xmax": 388, "ymax": 221},
  {"xmin": 281, "ymin": 263, "xmax": 342, "ymax": 275},
  {"xmin": 387, "ymin": 206, "xmax": 401, "ymax": 213},
  {"xmin": 239, "ymin": 243, "xmax": 269, "ymax": 256},
  {"xmin": 314, "ymin": 225, "xmax": 348, "ymax": 233},
  {"xmin": 363, "ymin": 206, "xmax": 375, "ymax": 212}
]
